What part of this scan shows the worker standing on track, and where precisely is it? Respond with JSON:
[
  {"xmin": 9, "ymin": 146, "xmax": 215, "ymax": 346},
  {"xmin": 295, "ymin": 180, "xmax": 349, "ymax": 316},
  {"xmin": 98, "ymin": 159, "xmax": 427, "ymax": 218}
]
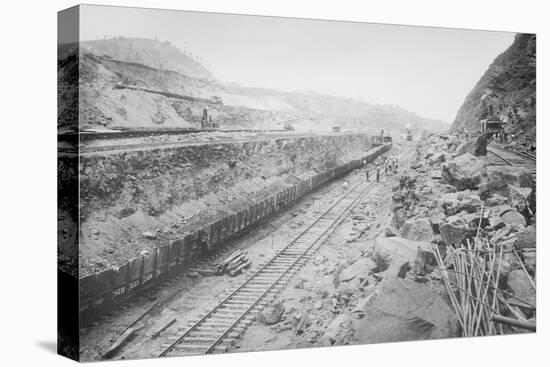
[
  {"xmin": 342, "ymin": 179, "xmax": 349, "ymax": 194},
  {"xmin": 376, "ymin": 167, "xmax": 380, "ymax": 183},
  {"xmin": 365, "ymin": 169, "xmax": 369, "ymax": 182},
  {"xmin": 201, "ymin": 107, "xmax": 208, "ymax": 128}
]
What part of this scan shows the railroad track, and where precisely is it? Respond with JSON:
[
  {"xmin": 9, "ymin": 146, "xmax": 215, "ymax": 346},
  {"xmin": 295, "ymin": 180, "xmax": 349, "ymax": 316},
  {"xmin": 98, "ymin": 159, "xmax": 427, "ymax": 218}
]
[
  {"xmin": 158, "ymin": 172, "xmax": 384, "ymax": 357},
  {"xmin": 62, "ymin": 128, "xmax": 287, "ymax": 142},
  {"xmin": 487, "ymin": 146, "xmax": 536, "ymax": 176},
  {"xmin": 75, "ymin": 131, "xmax": 358, "ymax": 154},
  {"xmin": 59, "ymin": 130, "xmax": 287, "ymax": 154},
  {"xmin": 514, "ymin": 150, "xmax": 536, "ymax": 161}
]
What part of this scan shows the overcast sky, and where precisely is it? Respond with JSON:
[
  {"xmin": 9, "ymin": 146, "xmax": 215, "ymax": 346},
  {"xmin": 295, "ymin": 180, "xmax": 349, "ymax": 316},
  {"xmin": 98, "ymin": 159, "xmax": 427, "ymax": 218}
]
[{"xmin": 79, "ymin": 5, "xmax": 515, "ymax": 123}]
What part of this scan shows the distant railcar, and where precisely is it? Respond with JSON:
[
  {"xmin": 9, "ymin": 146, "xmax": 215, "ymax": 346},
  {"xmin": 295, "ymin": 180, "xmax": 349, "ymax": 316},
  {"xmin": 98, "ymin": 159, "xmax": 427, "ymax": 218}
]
[
  {"xmin": 480, "ymin": 116, "xmax": 503, "ymax": 138},
  {"xmin": 371, "ymin": 135, "xmax": 383, "ymax": 147},
  {"xmin": 283, "ymin": 122, "xmax": 295, "ymax": 131},
  {"xmin": 332, "ymin": 126, "xmax": 341, "ymax": 132},
  {"xmin": 201, "ymin": 108, "xmax": 219, "ymax": 129},
  {"xmin": 406, "ymin": 128, "xmax": 413, "ymax": 141},
  {"xmin": 383, "ymin": 136, "xmax": 392, "ymax": 143},
  {"xmin": 209, "ymin": 96, "xmax": 223, "ymax": 105}
]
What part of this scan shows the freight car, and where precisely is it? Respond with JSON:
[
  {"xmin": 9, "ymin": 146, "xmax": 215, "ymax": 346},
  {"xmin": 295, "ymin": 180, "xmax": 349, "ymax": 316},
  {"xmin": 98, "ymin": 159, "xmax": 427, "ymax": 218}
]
[
  {"xmin": 371, "ymin": 135, "xmax": 383, "ymax": 147},
  {"xmin": 479, "ymin": 116, "xmax": 504, "ymax": 138}
]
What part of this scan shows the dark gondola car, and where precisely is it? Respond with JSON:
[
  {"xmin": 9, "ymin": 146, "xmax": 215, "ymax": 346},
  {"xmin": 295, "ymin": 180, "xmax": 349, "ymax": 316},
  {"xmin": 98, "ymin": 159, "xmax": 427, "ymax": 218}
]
[
  {"xmin": 480, "ymin": 116, "xmax": 503, "ymax": 138},
  {"xmin": 371, "ymin": 135, "xmax": 383, "ymax": 147},
  {"xmin": 406, "ymin": 128, "xmax": 413, "ymax": 141},
  {"xmin": 283, "ymin": 122, "xmax": 295, "ymax": 131}
]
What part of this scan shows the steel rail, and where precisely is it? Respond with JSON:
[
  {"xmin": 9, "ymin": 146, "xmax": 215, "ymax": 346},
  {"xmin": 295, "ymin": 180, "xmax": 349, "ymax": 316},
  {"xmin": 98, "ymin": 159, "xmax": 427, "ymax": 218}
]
[
  {"xmin": 493, "ymin": 144, "xmax": 535, "ymax": 162},
  {"xmin": 487, "ymin": 148, "xmax": 514, "ymax": 166},
  {"xmin": 487, "ymin": 146, "xmax": 536, "ymax": 179}
]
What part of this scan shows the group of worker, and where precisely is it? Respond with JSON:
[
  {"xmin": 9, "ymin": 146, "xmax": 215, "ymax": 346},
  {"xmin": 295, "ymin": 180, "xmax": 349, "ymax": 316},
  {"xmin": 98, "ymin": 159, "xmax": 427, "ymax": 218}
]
[
  {"xmin": 342, "ymin": 155, "xmax": 399, "ymax": 194},
  {"xmin": 364, "ymin": 156, "xmax": 399, "ymax": 183},
  {"xmin": 495, "ymin": 131, "xmax": 508, "ymax": 143},
  {"xmin": 385, "ymin": 156, "xmax": 399, "ymax": 172}
]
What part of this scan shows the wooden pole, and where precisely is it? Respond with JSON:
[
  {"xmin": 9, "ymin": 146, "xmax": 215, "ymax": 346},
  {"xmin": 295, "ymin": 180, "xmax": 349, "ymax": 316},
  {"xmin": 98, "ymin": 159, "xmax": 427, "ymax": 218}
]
[{"xmin": 491, "ymin": 315, "xmax": 536, "ymax": 331}]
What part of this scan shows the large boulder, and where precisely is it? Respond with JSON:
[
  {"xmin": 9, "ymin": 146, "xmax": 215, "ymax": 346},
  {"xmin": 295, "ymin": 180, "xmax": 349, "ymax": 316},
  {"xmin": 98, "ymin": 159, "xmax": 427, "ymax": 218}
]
[
  {"xmin": 461, "ymin": 212, "xmax": 489, "ymax": 230},
  {"xmin": 438, "ymin": 191, "xmax": 482, "ymax": 215},
  {"xmin": 429, "ymin": 211, "xmax": 446, "ymax": 234},
  {"xmin": 323, "ymin": 314, "xmax": 355, "ymax": 345},
  {"xmin": 515, "ymin": 226, "xmax": 536, "ymax": 250},
  {"xmin": 373, "ymin": 237, "xmax": 432, "ymax": 275},
  {"xmin": 441, "ymin": 153, "xmax": 486, "ymax": 190},
  {"xmin": 384, "ymin": 224, "xmax": 400, "ymax": 237},
  {"xmin": 440, "ymin": 215, "xmax": 471, "ymax": 246},
  {"xmin": 401, "ymin": 218, "xmax": 435, "ymax": 242},
  {"xmin": 258, "ymin": 301, "xmax": 285, "ymax": 325},
  {"xmin": 507, "ymin": 184, "xmax": 532, "ymax": 216},
  {"xmin": 456, "ymin": 191, "xmax": 483, "ymax": 213},
  {"xmin": 399, "ymin": 170, "xmax": 418, "ymax": 189},
  {"xmin": 295, "ymin": 314, "xmax": 311, "ymax": 335},
  {"xmin": 340, "ymin": 257, "xmax": 377, "ymax": 282},
  {"xmin": 487, "ymin": 166, "xmax": 533, "ymax": 194},
  {"xmin": 489, "ymin": 224, "xmax": 522, "ymax": 246},
  {"xmin": 507, "ymin": 270, "xmax": 536, "ymax": 307},
  {"xmin": 522, "ymin": 249, "xmax": 536, "ymax": 274},
  {"xmin": 493, "ymin": 252, "xmax": 524, "ymax": 281},
  {"xmin": 429, "ymin": 153, "xmax": 447, "ymax": 166},
  {"xmin": 353, "ymin": 275, "xmax": 459, "ymax": 343},
  {"xmin": 474, "ymin": 133, "xmax": 488, "ymax": 156},
  {"xmin": 438, "ymin": 183, "xmax": 458, "ymax": 193},
  {"xmin": 487, "ymin": 204, "xmax": 515, "ymax": 227},
  {"xmin": 486, "ymin": 193, "xmax": 508, "ymax": 207},
  {"xmin": 500, "ymin": 209, "xmax": 527, "ymax": 226},
  {"xmin": 424, "ymin": 149, "xmax": 435, "ymax": 160},
  {"xmin": 453, "ymin": 140, "xmax": 476, "ymax": 156},
  {"xmin": 438, "ymin": 193, "xmax": 460, "ymax": 215}
]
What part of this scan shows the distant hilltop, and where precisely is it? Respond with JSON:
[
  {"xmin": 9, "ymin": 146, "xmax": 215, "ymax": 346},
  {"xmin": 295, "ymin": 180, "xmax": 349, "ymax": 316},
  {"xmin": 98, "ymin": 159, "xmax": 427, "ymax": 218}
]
[
  {"xmin": 80, "ymin": 37, "xmax": 215, "ymax": 81},
  {"xmin": 451, "ymin": 33, "xmax": 536, "ymax": 139}
]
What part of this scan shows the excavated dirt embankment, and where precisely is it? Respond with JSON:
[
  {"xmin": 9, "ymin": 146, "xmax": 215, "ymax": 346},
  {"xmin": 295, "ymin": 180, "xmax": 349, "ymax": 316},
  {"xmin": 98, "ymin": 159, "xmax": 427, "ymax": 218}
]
[{"xmin": 58, "ymin": 133, "xmax": 375, "ymax": 285}]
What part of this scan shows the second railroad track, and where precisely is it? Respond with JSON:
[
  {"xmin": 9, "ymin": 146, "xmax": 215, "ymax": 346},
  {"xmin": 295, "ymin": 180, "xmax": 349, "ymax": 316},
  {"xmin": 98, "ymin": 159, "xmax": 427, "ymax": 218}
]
[{"xmin": 487, "ymin": 145, "xmax": 536, "ymax": 176}]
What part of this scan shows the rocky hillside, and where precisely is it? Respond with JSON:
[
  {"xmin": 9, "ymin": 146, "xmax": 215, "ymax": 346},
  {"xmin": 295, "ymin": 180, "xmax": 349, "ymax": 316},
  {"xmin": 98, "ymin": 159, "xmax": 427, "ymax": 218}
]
[
  {"xmin": 58, "ymin": 37, "xmax": 446, "ymax": 132},
  {"xmin": 388, "ymin": 132, "xmax": 536, "ymax": 336},
  {"xmin": 451, "ymin": 34, "xmax": 536, "ymax": 144}
]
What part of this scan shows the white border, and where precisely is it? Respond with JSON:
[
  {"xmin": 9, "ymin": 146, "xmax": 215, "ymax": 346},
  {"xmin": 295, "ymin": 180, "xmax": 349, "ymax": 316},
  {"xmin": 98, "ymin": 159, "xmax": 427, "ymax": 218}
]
[{"xmin": 1, "ymin": 1, "xmax": 546, "ymax": 366}]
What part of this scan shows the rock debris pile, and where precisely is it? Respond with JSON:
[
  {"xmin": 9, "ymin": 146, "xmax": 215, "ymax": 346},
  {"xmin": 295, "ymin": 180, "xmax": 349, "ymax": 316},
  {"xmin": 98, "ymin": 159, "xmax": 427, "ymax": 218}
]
[
  {"xmin": 389, "ymin": 133, "xmax": 536, "ymax": 335},
  {"xmin": 235, "ymin": 135, "xmax": 535, "ymax": 353}
]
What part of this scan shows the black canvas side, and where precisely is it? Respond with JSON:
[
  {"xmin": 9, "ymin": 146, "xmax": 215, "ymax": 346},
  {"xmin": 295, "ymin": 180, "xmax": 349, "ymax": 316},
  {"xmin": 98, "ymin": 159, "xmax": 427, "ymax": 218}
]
[{"xmin": 57, "ymin": 5, "xmax": 80, "ymax": 361}]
